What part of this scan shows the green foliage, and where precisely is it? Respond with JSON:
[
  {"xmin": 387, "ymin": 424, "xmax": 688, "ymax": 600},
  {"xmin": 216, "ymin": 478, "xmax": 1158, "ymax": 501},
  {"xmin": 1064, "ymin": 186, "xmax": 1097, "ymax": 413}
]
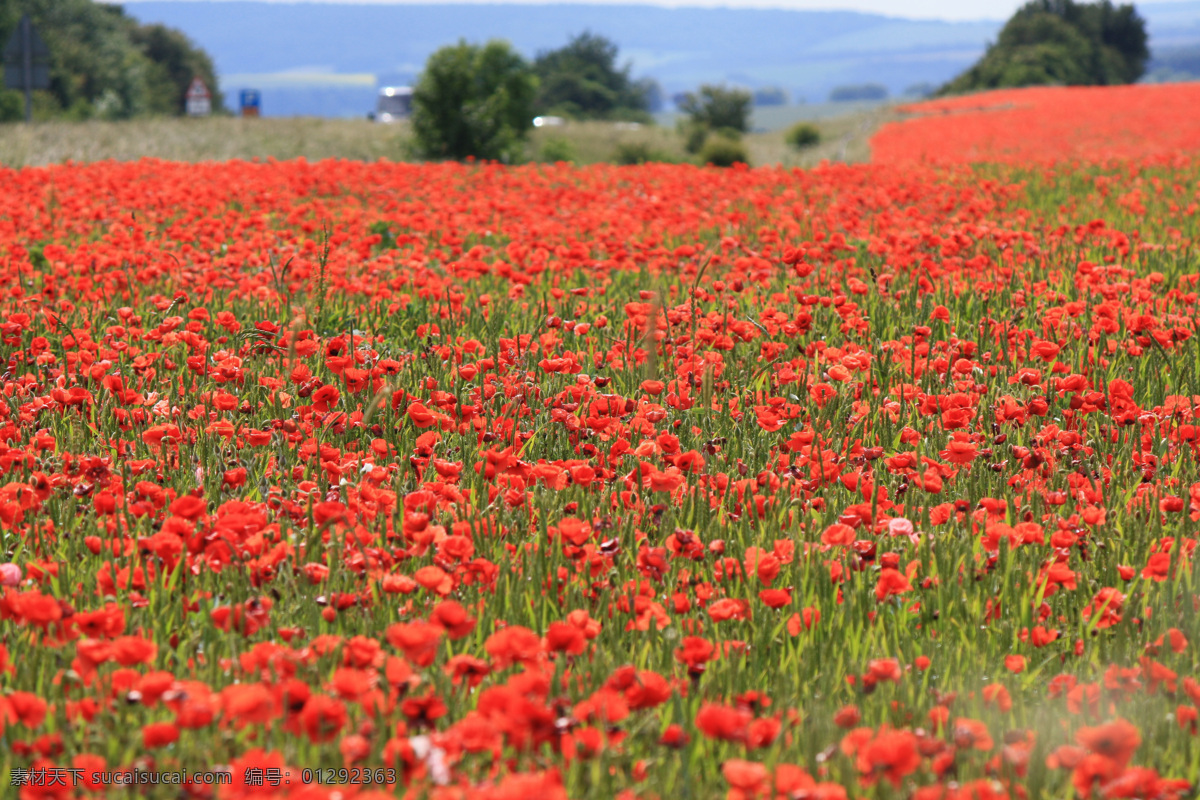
[
  {"xmin": 942, "ymin": 0, "xmax": 1148, "ymax": 93},
  {"xmin": 0, "ymin": 89, "xmax": 21, "ymax": 122},
  {"xmin": 129, "ymin": 23, "xmax": 222, "ymax": 115},
  {"xmin": 0, "ymin": 0, "xmax": 222, "ymax": 120},
  {"xmin": 681, "ymin": 121, "xmax": 709, "ymax": 155},
  {"xmin": 532, "ymin": 32, "xmax": 652, "ymax": 122},
  {"xmin": 785, "ymin": 122, "xmax": 821, "ymax": 149},
  {"xmin": 538, "ymin": 135, "xmax": 577, "ymax": 163},
  {"xmin": 679, "ymin": 84, "xmax": 753, "ymax": 134},
  {"xmin": 698, "ymin": 133, "xmax": 749, "ymax": 167},
  {"xmin": 411, "ymin": 39, "xmax": 538, "ymax": 162},
  {"xmin": 612, "ymin": 140, "xmax": 677, "ymax": 165}
]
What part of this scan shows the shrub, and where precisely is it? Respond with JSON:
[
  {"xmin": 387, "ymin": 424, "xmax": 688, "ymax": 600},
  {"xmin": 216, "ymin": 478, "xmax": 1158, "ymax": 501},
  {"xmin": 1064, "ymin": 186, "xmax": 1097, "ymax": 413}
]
[
  {"xmin": 786, "ymin": 122, "xmax": 821, "ymax": 149},
  {"xmin": 0, "ymin": 90, "xmax": 23, "ymax": 123},
  {"xmin": 681, "ymin": 122, "xmax": 709, "ymax": 154},
  {"xmin": 613, "ymin": 141, "xmax": 676, "ymax": 165},
  {"xmin": 698, "ymin": 135, "xmax": 749, "ymax": 167},
  {"xmin": 539, "ymin": 135, "xmax": 577, "ymax": 163},
  {"xmin": 411, "ymin": 39, "xmax": 538, "ymax": 162}
]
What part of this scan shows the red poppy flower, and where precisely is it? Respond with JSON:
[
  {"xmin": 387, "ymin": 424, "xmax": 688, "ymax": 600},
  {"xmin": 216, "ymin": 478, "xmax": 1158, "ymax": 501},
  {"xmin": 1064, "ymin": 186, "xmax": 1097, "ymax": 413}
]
[
  {"xmin": 431, "ymin": 600, "xmax": 477, "ymax": 639},
  {"xmin": 854, "ymin": 728, "xmax": 920, "ymax": 788},
  {"xmin": 142, "ymin": 721, "xmax": 179, "ymax": 748},
  {"xmin": 407, "ymin": 402, "xmax": 437, "ymax": 428},
  {"xmin": 1076, "ymin": 718, "xmax": 1142, "ymax": 770},
  {"xmin": 297, "ymin": 694, "xmax": 347, "ymax": 743},
  {"xmin": 696, "ymin": 703, "xmax": 751, "ymax": 742},
  {"xmin": 484, "ymin": 625, "xmax": 543, "ymax": 669},
  {"xmin": 385, "ymin": 622, "xmax": 444, "ymax": 667}
]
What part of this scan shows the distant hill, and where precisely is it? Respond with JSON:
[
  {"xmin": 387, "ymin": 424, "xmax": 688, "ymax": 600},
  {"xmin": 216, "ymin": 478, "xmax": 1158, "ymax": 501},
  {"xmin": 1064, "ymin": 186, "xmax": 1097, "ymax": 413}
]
[
  {"xmin": 1143, "ymin": 0, "xmax": 1200, "ymax": 47},
  {"xmin": 117, "ymin": 2, "xmax": 1000, "ymax": 118},
  {"xmin": 117, "ymin": 1, "xmax": 1200, "ymax": 119},
  {"xmin": 1143, "ymin": 0, "xmax": 1200, "ymax": 81}
]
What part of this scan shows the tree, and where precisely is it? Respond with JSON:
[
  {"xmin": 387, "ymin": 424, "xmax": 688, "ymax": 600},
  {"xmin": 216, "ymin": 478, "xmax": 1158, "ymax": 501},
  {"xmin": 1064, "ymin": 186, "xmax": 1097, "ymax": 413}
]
[
  {"xmin": 130, "ymin": 23, "xmax": 223, "ymax": 116},
  {"xmin": 532, "ymin": 32, "xmax": 649, "ymax": 121},
  {"xmin": 941, "ymin": 0, "xmax": 1147, "ymax": 94},
  {"xmin": 679, "ymin": 85, "xmax": 753, "ymax": 134},
  {"xmin": 0, "ymin": 0, "xmax": 222, "ymax": 120},
  {"xmin": 411, "ymin": 39, "xmax": 537, "ymax": 162}
]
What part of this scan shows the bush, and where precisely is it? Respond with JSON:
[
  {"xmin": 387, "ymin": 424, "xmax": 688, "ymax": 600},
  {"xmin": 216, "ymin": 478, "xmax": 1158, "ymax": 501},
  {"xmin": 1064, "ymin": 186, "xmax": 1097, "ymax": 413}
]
[
  {"xmin": 0, "ymin": 90, "xmax": 23, "ymax": 123},
  {"xmin": 785, "ymin": 122, "xmax": 821, "ymax": 149},
  {"xmin": 613, "ymin": 141, "xmax": 676, "ymax": 165},
  {"xmin": 698, "ymin": 135, "xmax": 749, "ymax": 167},
  {"xmin": 539, "ymin": 135, "xmax": 577, "ymax": 163},
  {"xmin": 681, "ymin": 122, "xmax": 709, "ymax": 154},
  {"xmin": 411, "ymin": 39, "xmax": 538, "ymax": 162}
]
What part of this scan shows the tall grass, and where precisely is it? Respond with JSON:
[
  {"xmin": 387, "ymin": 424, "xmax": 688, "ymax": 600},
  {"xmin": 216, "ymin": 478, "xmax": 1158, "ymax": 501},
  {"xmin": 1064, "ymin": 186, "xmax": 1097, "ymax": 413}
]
[{"xmin": 0, "ymin": 110, "xmax": 887, "ymax": 168}]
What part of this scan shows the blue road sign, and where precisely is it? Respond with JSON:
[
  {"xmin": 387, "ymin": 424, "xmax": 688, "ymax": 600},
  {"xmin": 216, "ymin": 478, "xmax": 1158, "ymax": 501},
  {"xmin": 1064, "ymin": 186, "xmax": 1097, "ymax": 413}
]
[{"xmin": 240, "ymin": 89, "xmax": 261, "ymax": 117}]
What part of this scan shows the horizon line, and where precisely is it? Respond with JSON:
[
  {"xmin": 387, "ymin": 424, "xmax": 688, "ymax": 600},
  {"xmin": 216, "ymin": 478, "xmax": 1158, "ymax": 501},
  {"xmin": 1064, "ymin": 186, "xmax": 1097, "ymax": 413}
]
[{"xmin": 108, "ymin": 0, "xmax": 1010, "ymax": 25}]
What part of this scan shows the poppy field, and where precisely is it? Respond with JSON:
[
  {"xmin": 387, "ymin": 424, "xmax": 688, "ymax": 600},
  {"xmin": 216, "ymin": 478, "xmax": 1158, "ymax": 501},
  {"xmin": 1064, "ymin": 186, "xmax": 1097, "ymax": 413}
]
[
  {"xmin": 871, "ymin": 83, "xmax": 1200, "ymax": 165},
  {"xmin": 2, "ymin": 84, "xmax": 1200, "ymax": 800}
]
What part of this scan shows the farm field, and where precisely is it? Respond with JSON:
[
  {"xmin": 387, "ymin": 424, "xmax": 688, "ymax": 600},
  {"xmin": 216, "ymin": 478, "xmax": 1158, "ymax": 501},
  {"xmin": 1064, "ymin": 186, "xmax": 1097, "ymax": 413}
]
[
  {"xmin": 0, "ymin": 112, "xmax": 883, "ymax": 170},
  {"xmin": 1, "ymin": 83, "xmax": 1200, "ymax": 799},
  {"xmin": 871, "ymin": 82, "xmax": 1200, "ymax": 164}
]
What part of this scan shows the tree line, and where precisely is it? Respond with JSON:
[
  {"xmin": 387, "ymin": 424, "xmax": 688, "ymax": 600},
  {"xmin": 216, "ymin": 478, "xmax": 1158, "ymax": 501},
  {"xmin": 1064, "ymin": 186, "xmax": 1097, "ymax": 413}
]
[
  {"xmin": 410, "ymin": 0, "xmax": 1152, "ymax": 162},
  {"xmin": 411, "ymin": 32, "xmax": 754, "ymax": 163},
  {"xmin": 2, "ymin": 0, "xmax": 1154, "ymax": 160},
  {"xmin": 410, "ymin": 32, "xmax": 663, "ymax": 161},
  {"xmin": 0, "ymin": 0, "xmax": 221, "ymax": 122}
]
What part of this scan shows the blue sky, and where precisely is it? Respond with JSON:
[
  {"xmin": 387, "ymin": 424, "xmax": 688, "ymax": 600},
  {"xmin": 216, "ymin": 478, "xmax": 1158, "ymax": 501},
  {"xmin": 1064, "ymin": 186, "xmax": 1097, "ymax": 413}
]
[{"xmin": 114, "ymin": 0, "xmax": 1198, "ymax": 24}]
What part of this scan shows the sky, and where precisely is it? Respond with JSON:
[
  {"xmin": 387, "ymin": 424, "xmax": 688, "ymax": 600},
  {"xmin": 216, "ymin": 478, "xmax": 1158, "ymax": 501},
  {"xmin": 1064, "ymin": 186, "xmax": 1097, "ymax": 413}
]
[{"xmin": 114, "ymin": 0, "xmax": 1200, "ymax": 24}]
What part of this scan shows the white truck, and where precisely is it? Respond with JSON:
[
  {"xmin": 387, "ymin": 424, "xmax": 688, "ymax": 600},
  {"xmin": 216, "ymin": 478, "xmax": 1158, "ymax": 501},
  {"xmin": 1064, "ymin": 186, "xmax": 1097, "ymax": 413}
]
[{"xmin": 370, "ymin": 86, "xmax": 412, "ymax": 122}]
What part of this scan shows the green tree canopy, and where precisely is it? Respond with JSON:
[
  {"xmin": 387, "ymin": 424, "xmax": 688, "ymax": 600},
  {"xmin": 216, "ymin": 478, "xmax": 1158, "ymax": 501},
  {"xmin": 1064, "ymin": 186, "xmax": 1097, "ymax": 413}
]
[
  {"xmin": 0, "ymin": 0, "xmax": 222, "ymax": 121},
  {"xmin": 411, "ymin": 39, "xmax": 537, "ymax": 162},
  {"xmin": 942, "ymin": 0, "xmax": 1148, "ymax": 94},
  {"xmin": 679, "ymin": 85, "xmax": 753, "ymax": 133},
  {"xmin": 532, "ymin": 32, "xmax": 650, "ymax": 121}
]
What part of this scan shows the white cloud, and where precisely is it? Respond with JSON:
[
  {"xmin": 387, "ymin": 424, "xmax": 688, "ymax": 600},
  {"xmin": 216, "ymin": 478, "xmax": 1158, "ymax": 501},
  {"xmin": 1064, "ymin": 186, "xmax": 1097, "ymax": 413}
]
[{"xmin": 223, "ymin": 70, "xmax": 377, "ymax": 87}]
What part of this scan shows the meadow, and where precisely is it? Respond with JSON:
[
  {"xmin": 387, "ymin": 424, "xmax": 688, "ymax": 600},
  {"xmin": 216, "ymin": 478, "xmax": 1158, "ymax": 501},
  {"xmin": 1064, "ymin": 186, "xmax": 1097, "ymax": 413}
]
[
  {"xmin": 0, "ymin": 111, "xmax": 882, "ymax": 170},
  {"xmin": 0, "ymin": 84, "xmax": 1199, "ymax": 800}
]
